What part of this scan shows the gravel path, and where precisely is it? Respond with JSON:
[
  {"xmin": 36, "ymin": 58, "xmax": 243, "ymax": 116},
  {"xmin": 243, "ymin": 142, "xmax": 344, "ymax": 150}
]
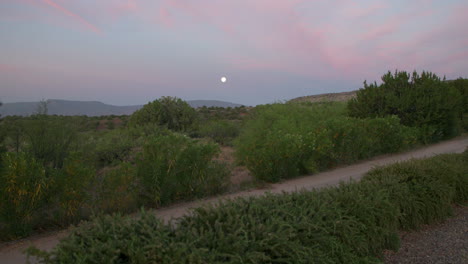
[{"xmin": 384, "ymin": 205, "xmax": 468, "ymax": 264}]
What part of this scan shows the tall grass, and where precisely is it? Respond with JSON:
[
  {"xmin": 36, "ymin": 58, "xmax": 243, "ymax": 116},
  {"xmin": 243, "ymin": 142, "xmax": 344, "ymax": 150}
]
[{"xmin": 28, "ymin": 151, "xmax": 467, "ymax": 263}]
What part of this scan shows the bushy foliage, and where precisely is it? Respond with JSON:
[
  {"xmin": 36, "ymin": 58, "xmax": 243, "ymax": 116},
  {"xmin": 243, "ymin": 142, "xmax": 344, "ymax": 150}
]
[
  {"xmin": 0, "ymin": 152, "xmax": 95, "ymax": 239},
  {"xmin": 47, "ymin": 154, "xmax": 95, "ymax": 224},
  {"xmin": 91, "ymin": 162, "xmax": 139, "ymax": 214},
  {"xmin": 348, "ymin": 70, "xmax": 462, "ymax": 142},
  {"xmin": 0, "ymin": 152, "xmax": 50, "ymax": 238},
  {"xmin": 362, "ymin": 151, "xmax": 468, "ymax": 229},
  {"xmin": 129, "ymin": 96, "xmax": 197, "ymax": 131},
  {"xmin": 197, "ymin": 120, "xmax": 241, "ymax": 146},
  {"xmin": 28, "ymin": 152, "xmax": 467, "ymax": 263},
  {"xmin": 197, "ymin": 106, "xmax": 249, "ymax": 121},
  {"xmin": 449, "ymin": 78, "xmax": 468, "ymax": 114},
  {"xmin": 24, "ymin": 117, "xmax": 76, "ymax": 168},
  {"xmin": 448, "ymin": 78, "xmax": 468, "ymax": 131},
  {"xmin": 86, "ymin": 129, "xmax": 135, "ymax": 167},
  {"xmin": 235, "ymin": 102, "xmax": 417, "ymax": 182},
  {"xmin": 137, "ymin": 133, "xmax": 228, "ymax": 206}
]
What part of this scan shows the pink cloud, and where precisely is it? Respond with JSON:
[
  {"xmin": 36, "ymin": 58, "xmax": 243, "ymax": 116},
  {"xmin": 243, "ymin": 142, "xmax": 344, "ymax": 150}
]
[
  {"xmin": 42, "ymin": 0, "xmax": 101, "ymax": 33},
  {"xmin": 107, "ymin": 0, "xmax": 138, "ymax": 18},
  {"xmin": 157, "ymin": 7, "xmax": 174, "ymax": 28},
  {"xmin": 0, "ymin": 64, "xmax": 16, "ymax": 72},
  {"xmin": 3, "ymin": 0, "xmax": 466, "ymax": 82},
  {"xmin": 343, "ymin": 2, "xmax": 389, "ymax": 19}
]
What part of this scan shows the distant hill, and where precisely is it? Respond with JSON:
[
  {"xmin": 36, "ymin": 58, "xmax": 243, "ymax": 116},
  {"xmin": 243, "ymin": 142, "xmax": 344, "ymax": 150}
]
[
  {"xmin": 187, "ymin": 100, "xmax": 243, "ymax": 108},
  {"xmin": 0, "ymin": 99, "xmax": 243, "ymax": 117},
  {"xmin": 290, "ymin": 91, "xmax": 357, "ymax": 103}
]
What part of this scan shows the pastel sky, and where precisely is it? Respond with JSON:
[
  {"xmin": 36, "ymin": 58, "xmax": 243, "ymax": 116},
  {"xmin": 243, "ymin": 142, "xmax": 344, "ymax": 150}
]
[{"xmin": 1, "ymin": 0, "xmax": 467, "ymax": 106}]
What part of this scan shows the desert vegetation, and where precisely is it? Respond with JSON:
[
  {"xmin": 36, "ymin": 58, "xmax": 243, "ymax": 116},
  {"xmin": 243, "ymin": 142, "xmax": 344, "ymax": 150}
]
[
  {"xmin": 0, "ymin": 70, "xmax": 466, "ymax": 242},
  {"xmin": 27, "ymin": 150, "xmax": 468, "ymax": 263}
]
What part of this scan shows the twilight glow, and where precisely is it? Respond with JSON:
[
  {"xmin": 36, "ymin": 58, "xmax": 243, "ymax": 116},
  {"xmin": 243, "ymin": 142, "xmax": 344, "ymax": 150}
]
[{"xmin": 1, "ymin": 0, "xmax": 467, "ymax": 106}]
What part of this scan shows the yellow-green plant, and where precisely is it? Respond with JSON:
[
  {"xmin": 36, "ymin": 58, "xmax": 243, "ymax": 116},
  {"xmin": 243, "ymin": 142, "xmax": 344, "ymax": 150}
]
[{"xmin": 0, "ymin": 152, "xmax": 50, "ymax": 238}]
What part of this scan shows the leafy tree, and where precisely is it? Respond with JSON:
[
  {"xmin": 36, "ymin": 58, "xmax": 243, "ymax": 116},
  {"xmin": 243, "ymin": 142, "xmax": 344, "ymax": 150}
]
[
  {"xmin": 0, "ymin": 102, "xmax": 5, "ymax": 157},
  {"xmin": 448, "ymin": 78, "xmax": 468, "ymax": 129},
  {"xmin": 24, "ymin": 117, "xmax": 76, "ymax": 169},
  {"xmin": 348, "ymin": 70, "xmax": 462, "ymax": 143},
  {"xmin": 35, "ymin": 99, "xmax": 49, "ymax": 116},
  {"xmin": 449, "ymin": 78, "xmax": 468, "ymax": 114},
  {"xmin": 129, "ymin": 96, "xmax": 197, "ymax": 131}
]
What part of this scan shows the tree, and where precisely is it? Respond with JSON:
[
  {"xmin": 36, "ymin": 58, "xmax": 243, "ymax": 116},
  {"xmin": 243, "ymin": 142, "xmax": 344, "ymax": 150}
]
[
  {"xmin": 129, "ymin": 96, "xmax": 197, "ymax": 131},
  {"xmin": 35, "ymin": 99, "xmax": 49, "ymax": 116},
  {"xmin": 348, "ymin": 70, "xmax": 462, "ymax": 143},
  {"xmin": 449, "ymin": 78, "xmax": 468, "ymax": 131}
]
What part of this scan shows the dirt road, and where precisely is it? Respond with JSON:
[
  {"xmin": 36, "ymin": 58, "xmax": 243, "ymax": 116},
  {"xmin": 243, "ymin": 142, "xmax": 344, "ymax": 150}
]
[{"xmin": 1, "ymin": 137, "xmax": 467, "ymax": 264}]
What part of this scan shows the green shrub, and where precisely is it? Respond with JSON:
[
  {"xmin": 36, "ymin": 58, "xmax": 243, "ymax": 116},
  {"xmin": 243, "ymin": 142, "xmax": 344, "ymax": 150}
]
[
  {"xmin": 137, "ymin": 133, "xmax": 228, "ymax": 206},
  {"xmin": 0, "ymin": 152, "xmax": 96, "ymax": 240},
  {"xmin": 0, "ymin": 152, "xmax": 50, "ymax": 238},
  {"xmin": 197, "ymin": 120, "xmax": 241, "ymax": 146},
  {"xmin": 449, "ymin": 78, "xmax": 468, "ymax": 132},
  {"xmin": 26, "ymin": 212, "xmax": 182, "ymax": 264},
  {"xmin": 348, "ymin": 70, "xmax": 462, "ymax": 142},
  {"xmin": 361, "ymin": 152, "xmax": 468, "ymax": 229},
  {"xmin": 235, "ymin": 103, "xmax": 417, "ymax": 182},
  {"xmin": 28, "ymin": 152, "xmax": 467, "ymax": 263},
  {"xmin": 48, "ymin": 154, "xmax": 95, "ymax": 224},
  {"xmin": 92, "ymin": 162, "xmax": 138, "ymax": 214},
  {"xmin": 24, "ymin": 117, "xmax": 76, "ymax": 168},
  {"xmin": 129, "ymin": 96, "xmax": 197, "ymax": 131},
  {"xmin": 90, "ymin": 129, "xmax": 135, "ymax": 167},
  {"xmin": 449, "ymin": 78, "xmax": 468, "ymax": 115}
]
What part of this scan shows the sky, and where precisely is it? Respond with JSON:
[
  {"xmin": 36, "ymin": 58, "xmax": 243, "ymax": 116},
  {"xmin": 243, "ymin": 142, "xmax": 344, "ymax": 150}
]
[{"xmin": 0, "ymin": 0, "xmax": 467, "ymax": 106}]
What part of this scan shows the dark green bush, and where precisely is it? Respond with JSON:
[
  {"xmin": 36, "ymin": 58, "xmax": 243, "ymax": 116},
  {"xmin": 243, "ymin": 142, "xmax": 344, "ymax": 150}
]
[
  {"xmin": 129, "ymin": 96, "xmax": 197, "ymax": 131},
  {"xmin": 47, "ymin": 154, "xmax": 95, "ymax": 224},
  {"xmin": 348, "ymin": 70, "xmax": 462, "ymax": 142},
  {"xmin": 235, "ymin": 103, "xmax": 417, "ymax": 182},
  {"xmin": 91, "ymin": 162, "xmax": 139, "ymax": 214},
  {"xmin": 362, "ymin": 151, "xmax": 467, "ymax": 229},
  {"xmin": 26, "ymin": 212, "xmax": 181, "ymax": 264},
  {"xmin": 0, "ymin": 152, "xmax": 50, "ymax": 238},
  {"xmin": 29, "ymin": 152, "xmax": 466, "ymax": 263},
  {"xmin": 89, "ymin": 129, "xmax": 135, "ymax": 167},
  {"xmin": 449, "ymin": 78, "xmax": 468, "ymax": 131},
  {"xmin": 137, "ymin": 133, "xmax": 228, "ymax": 206},
  {"xmin": 0, "ymin": 151, "xmax": 95, "ymax": 240},
  {"xmin": 24, "ymin": 117, "xmax": 76, "ymax": 169},
  {"xmin": 197, "ymin": 120, "xmax": 241, "ymax": 146}
]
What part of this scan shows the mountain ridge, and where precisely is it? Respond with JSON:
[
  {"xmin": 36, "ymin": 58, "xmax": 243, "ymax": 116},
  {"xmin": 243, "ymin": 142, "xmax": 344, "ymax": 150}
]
[{"xmin": 0, "ymin": 99, "xmax": 244, "ymax": 117}]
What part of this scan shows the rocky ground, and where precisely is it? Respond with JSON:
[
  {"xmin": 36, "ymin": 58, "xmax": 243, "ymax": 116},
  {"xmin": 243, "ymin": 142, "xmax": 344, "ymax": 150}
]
[{"xmin": 384, "ymin": 205, "xmax": 468, "ymax": 264}]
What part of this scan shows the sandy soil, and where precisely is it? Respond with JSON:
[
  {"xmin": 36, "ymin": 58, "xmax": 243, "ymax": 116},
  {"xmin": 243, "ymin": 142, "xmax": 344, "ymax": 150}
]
[{"xmin": 1, "ymin": 137, "xmax": 467, "ymax": 264}]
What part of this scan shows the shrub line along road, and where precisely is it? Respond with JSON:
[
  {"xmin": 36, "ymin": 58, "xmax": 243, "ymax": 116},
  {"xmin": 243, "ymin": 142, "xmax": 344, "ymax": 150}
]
[{"xmin": 1, "ymin": 136, "xmax": 467, "ymax": 264}]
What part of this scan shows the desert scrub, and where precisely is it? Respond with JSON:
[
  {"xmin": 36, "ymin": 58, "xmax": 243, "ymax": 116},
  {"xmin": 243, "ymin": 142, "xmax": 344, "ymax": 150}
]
[
  {"xmin": 47, "ymin": 154, "xmax": 95, "ymax": 224},
  {"xmin": 92, "ymin": 162, "xmax": 139, "ymax": 214},
  {"xmin": 0, "ymin": 152, "xmax": 95, "ymax": 240},
  {"xmin": 30, "ymin": 152, "xmax": 467, "ymax": 263},
  {"xmin": 361, "ymin": 150, "xmax": 468, "ymax": 229},
  {"xmin": 235, "ymin": 102, "xmax": 417, "ymax": 182},
  {"xmin": 197, "ymin": 119, "xmax": 241, "ymax": 146},
  {"xmin": 0, "ymin": 152, "xmax": 50, "ymax": 239},
  {"xmin": 137, "ymin": 133, "xmax": 229, "ymax": 206},
  {"xmin": 348, "ymin": 70, "xmax": 463, "ymax": 143}
]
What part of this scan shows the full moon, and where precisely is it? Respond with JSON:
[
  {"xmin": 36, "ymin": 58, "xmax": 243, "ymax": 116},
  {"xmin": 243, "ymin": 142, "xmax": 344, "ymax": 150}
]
[{"xmin": 221, "ymin": 76, "xmax": 227, "ymax": 83}]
